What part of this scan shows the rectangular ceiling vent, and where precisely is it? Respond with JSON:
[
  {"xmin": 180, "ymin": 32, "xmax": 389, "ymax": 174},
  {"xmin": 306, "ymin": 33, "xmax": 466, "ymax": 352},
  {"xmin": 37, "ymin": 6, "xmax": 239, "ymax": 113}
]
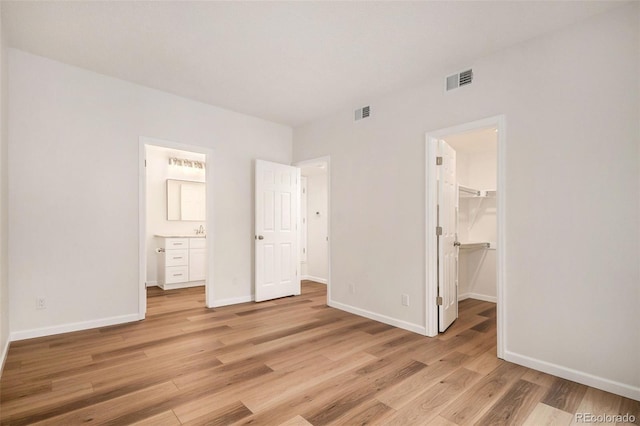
[
  {"xmin": 445, "ymin": 68, "xmax": 473, "ymax": 91},
  {"xmin": 354, "ymin": 105, "xmax": 371, "ymax": 121}
]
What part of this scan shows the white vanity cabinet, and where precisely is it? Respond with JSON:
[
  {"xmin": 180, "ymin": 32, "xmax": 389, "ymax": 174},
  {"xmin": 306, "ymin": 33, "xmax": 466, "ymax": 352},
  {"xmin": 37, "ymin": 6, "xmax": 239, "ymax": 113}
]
[
  {"xmin": 188, "ymin": 238, "xmax": 207, "ymax": 281},
  {"xmin": 156, "ymin": 237, "xmax": 206, "ymax": 289}
]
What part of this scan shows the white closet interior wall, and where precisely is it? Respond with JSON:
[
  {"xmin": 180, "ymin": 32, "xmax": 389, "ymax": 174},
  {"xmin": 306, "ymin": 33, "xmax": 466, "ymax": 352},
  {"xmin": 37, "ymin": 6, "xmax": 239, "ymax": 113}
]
[{"xmin": 446, "ymin": 130, "xmax": 497, "ymax": 301}]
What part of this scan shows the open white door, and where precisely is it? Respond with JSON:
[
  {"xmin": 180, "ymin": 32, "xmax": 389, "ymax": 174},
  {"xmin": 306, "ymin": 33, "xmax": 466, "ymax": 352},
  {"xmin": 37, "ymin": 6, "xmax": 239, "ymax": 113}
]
[
  {"xmin": 438, "ymin": 140, "xmax": 459, "ymax": 332},
  {"xmin": 255, "ymin": 160, "xmax": 300, "ymax": 302}
]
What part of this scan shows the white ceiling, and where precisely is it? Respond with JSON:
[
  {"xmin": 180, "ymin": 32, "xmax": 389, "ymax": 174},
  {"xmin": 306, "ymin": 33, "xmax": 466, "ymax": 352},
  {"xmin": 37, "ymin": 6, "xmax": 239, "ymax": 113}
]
[
  {"xmin": 444, "ymin": 127, "xmax": 497, "ymax": 154},
  {"xmin": 2, "ymin": 1, "xmax": 625, "ymax": 127}
]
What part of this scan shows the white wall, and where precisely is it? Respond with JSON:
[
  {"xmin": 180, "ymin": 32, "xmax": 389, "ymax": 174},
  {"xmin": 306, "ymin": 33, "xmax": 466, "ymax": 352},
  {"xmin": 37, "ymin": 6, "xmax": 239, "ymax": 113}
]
[
  {"xmin": 305, "ymin": 172, "xmax": 328, "ymax": 282},
  {"xmin": 0, "ymin": 6, "xmax": 9, "ymax": 369},
  {"xmin": 8, "ymin": 49, "xmax": 292, "ymax": 338},
  {"xmin": 293, "ymin": 4, "xmax": 640, "ymax": 399},
  {"xmin": 145, "ymin": 145, "xmax": 205, "ymax": 285}
]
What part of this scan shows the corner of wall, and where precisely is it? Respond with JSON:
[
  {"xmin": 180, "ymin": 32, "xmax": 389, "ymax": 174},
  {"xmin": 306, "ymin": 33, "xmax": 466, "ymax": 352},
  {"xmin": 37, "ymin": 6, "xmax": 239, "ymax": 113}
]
[{"xmin": 0, "ymin": 5, "xmax": 10, "ymax": 374}]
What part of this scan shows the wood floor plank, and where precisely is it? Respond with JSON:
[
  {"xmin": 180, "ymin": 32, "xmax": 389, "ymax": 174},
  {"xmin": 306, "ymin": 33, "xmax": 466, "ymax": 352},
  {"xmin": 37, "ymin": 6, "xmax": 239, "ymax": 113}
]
[
  {"xmin": 327, "ymin": 399, "xmax": 395, "ymax": 425},
  {"xmin": 542, "ymin": 377, "xmax": 589, "ymax": 414},
  {"xmin": 377, "ymin": 351, "xmax": 470, "ymax": 410},
  {"xmin": 440, "ymin": 361, "xmax": 526, "ymax": 424},
  {"xmin": 384, "ymin": 367, "xmax": 481, "ymax": 425},
  {"xmin": 1, "ymin": 284, "xmax": 634, "ymax": 426},
  {"xmin": 180, "ymin": 400, "xmax": 252, "ymax": 426},
  {"xmin": 523, "ymin": 402, "xmax": 575, "ymax": 426},
  {"xmin": 279, "ymin": 415, "xmax": 314, "ymax": 426},
  {"xmin": 570, "ymin": 387, "xmax": 622, "ymax": 426},
  {"xmin": 477, "ymin": 378, "xmax": 547, "ymax": 425},
  {"xmin": 127, "ymin": 410, "xmax": 182, "ymax": 426},
  {"xmin": 616, "ymin": 397, "xmax": 640, "ymax": 425}
]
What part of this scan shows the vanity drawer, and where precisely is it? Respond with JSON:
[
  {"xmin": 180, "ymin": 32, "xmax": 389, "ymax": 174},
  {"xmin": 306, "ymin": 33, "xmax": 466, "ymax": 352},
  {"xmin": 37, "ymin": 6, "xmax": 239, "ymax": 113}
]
[
  {"xmin": 165, "ymin": 249, "xmax": 188, "ymax": 267},
  {"xmin": 165, "ymin": 238, "xmax": 189, "ymax": 249},
  {"xmin": 190, "ymin": 238, "xmax": 206, "ymax": 249},
  {"xmin": 165, "ymin": 266, "xmax": 189, "ymax": 284}
]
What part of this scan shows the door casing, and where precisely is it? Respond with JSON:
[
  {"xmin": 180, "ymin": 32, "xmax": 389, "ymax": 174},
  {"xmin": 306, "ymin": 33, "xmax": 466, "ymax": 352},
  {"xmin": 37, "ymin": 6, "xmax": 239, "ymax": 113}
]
[{"xmin": 425, "ymin": 115, "xmax": 506, "ymax": 360}]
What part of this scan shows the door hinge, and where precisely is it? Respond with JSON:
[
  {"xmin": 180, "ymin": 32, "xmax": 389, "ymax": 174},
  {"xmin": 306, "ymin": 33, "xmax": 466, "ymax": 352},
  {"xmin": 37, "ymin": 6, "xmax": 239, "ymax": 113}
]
[
  {"xmin": 144, "ymin": 159, "xmax": 147, "ymax": 167},
  {"xmin": 436, "ymin": 156, "xmax": 443, "ymax": 165},
  {"xmin": 436, "ymin": 296, "xmax": 443, "ymax": 305},
  {"xmin": 436, "ymin": 226, "xmax": 442, "ymax": 236},
  {"xmin": 303, "ymin": 248, "xmax": 306, "ymax": 254}
]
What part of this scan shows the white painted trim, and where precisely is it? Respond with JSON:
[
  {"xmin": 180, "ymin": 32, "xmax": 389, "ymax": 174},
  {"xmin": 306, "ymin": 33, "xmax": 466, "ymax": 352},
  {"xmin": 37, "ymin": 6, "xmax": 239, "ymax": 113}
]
[
  {"xmin": 10, "ymin": 314, "xmax": 140, "ymax": 341},
  {"xmin": 212, "ymin": 295, "xmax": 253, "ymax": 308},
  {"xmin": 301, "ymin": 275, "xmax": 327, "ymax": 284},
  {"xmin": 157, "ymin": 282, "xmax": 204, "ymax": 291},
  {"xmin": 425, "ymin": 138, "xmax": 438, "ymax": 337},
  {"xmin": 293, "ymin": 156, "xmax": 331, "ymax": 306},
  {"xmin": 0, "ymin": 338, "xmax": 9, "ymax": 375},
  {"xmin": 139, "ymin": 136, "xmax": 215, "ymax": 318},
  {"xmin": 329, "ymin": 299, "xmax": 427, "ymax": 335},
  {"xmin": 145, "ymin": 280, "xmax": 158, "ymax": 288},
  {"xmin": 496, "ymin": 115, "xmax": 507, "ymax": 359},
  {"xmin": 504, "ymin": 350, "xmax": 640, "ymax": 401},
  {"xmin": 138, "ymin": 140, "xmax": 147, "ymax": 319},
  {"xmin": 425, "ymin": 115, "xmax": 506, "ymax": 357},
  {"xmin": 458, "ymin": 293, "xmax": 497, "ymax": 303}
]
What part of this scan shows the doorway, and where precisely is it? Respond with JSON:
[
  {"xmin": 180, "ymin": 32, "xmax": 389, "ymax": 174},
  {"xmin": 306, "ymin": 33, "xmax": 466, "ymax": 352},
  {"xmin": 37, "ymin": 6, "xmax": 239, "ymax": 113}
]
[
  {"xmin": 138, "ymin": 137, "xmax": 215, "ymax": 318},
  {"xmin": 295, "ymin": 157, "xmax": 331, "ymax": 303},
  {"xmin": 425, "ymin": 116, "xmax": 505, "ymax": 358}
]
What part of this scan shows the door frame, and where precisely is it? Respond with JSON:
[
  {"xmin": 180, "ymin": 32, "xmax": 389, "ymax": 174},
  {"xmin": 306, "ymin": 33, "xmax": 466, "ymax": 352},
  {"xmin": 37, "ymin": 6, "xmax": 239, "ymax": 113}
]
[
  {"xmin": 425, "ymin": 115, "xmax": 506, "ymax": 359},
  {"xmin": 138, "ymin": 136, "xmax": 215, "ymax": 318},
  {"xmin": 293, "ymin": 156, "xmax": 331, "ymax": 304}
]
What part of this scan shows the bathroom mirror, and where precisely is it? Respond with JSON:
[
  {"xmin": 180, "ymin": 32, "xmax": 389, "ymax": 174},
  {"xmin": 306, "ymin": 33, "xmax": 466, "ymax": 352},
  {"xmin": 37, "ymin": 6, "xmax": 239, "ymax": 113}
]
[{"xmin": 167, "ymin": 179, "xmax": 206, "ymax": 221}]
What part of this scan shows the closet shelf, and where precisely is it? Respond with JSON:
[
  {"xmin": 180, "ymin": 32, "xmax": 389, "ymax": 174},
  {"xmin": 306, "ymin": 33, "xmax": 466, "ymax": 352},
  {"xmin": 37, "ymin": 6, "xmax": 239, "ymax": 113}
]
[
  {"xmin": 460, "ymin": 242, "xmax": 491, "ymax": 250},
  {"xmin": 459, "ymin": 242, "xmax": 491, "ymax": 250},
  {"xmin": 459, "ymin": 184, "xmax": 496, "ymax": 198}
]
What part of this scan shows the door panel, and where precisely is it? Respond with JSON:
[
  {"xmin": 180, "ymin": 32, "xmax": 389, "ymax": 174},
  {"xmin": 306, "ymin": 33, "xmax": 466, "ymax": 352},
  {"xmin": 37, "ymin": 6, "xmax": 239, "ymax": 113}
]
[
  {"xmin": 438, "ymin": 140, "xmax": 459, "ymax": 332},
  {"xmin": 255, "ymin": 160, "xmax": 300, "ymax": 302}
]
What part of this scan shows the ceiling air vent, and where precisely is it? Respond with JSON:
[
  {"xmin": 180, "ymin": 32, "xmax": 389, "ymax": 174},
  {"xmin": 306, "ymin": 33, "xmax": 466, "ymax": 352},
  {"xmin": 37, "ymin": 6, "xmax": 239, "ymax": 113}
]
[
  {"xmin": 354, "ymin": 105, "xmax": 371, "ymax": 121},
  {"xmin": 445, "ymin": 68, "xmax": 473, "ymax": 91}
]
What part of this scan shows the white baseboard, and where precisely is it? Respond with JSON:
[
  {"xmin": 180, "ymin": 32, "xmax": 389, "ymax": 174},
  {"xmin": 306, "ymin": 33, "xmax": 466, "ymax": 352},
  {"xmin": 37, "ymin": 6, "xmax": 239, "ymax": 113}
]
[
  {"xmin": 504, "ymin": 350, "xmax": 640, "ymax": 401},
  {"xmin": 10, "ymin": 313, "xmax": 140, "ymax": 341},
  {"xmin": 329, "ymin": 299, "xmax": 426, "ymax": 335},
  {"xmin": 158, "ymin": 281, "xmax": 204, "ymax": 291},
  {"xmin": 145, "ymin": 280, "xmax": 158, "ymax": 288},
  {"xmin": 302, "ymin": 275, "xmax": 327, "ymax": 284},
  {"xmin": 459, "ymin": 292, "xmax": 497, "ymax": 303},
  {"xmin": 212, "ymin": 295, "xmax": 253, "ymax": 308},
  {"xmin": 0, "ymin": 337, "xmax": 9, "ymax": 375}
]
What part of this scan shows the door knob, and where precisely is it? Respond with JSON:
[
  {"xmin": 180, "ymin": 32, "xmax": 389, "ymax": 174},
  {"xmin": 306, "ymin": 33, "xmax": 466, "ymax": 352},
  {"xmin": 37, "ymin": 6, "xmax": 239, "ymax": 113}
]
[
  {"xmin": 453, "ymin": 241, "xmax": 461, "ymax": 247},
  {"xmin": 257, "ymin": 235, "xmax": 264, "ymax": 240}
]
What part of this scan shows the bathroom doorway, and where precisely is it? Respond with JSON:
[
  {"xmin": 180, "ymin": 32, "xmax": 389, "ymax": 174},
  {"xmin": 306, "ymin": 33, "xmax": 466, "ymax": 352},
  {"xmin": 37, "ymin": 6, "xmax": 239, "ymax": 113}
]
[{"xmin": 138, "ymin": 137, "xmax": 214, "ymax": 318}]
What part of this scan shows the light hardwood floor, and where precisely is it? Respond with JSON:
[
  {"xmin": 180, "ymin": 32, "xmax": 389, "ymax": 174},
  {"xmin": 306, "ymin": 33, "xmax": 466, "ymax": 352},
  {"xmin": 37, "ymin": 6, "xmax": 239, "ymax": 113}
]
[{"xmin": 1, "ymin": 281, "xmax": 638, "ymax": 425}]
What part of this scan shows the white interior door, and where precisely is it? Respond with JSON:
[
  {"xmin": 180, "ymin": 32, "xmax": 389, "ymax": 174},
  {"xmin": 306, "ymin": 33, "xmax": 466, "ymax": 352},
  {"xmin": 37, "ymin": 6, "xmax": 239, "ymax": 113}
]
[
  {"xmin": 438, "ymin": 140, "xmax": 459, "ymax": 332},
  {"xmin": 255, "ymin": 160, "xmax": 300, "ymax": 302}
]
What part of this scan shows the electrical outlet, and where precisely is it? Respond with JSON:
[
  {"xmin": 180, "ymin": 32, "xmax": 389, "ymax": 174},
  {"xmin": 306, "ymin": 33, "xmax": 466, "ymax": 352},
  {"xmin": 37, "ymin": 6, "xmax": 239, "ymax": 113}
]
[
  {"xmin": 36, "ymin": 297, "xmax": 46, "ymax": 310},
  {"xmin": 401, "ymin": 294, "xmax": 410, "ymax": 307}
]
